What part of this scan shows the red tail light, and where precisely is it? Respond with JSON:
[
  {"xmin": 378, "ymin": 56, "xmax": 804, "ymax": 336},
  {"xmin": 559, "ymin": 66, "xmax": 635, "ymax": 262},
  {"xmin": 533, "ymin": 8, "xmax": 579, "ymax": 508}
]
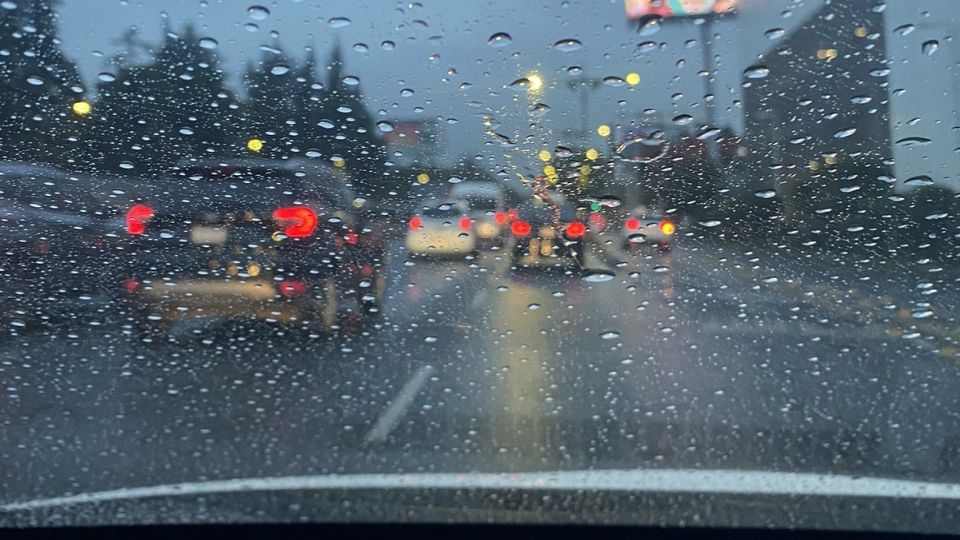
[
  {"xmin": 494, "ymin": 211, "xmax": 508, "ymax": 225},
  {"xmin": 272, "ymin": 206, "xmax": 318, "ymax": 238},
  {"xmin": 625, "ymin": 217, "xmax": 641, "ymax": 230},
  {"xmin": 345, "ymin": 230, "xmax": 358, "ymax": 245},
  {"xmin": 122, "ymin": 278, "xmax": 140, "ymax": 293},
  {"xmin": 511, "ymin": 219, "xmax": 531, "ymax": 236},
  {"xmin": 459, "ymin": 216, "xmax": 472, "ymax": 230},
  {"xmin": 278, "ymin": 280, "xmax": 308, "ymax": 298},
  {"xmin": 409, "ymin": 216, "xmax": 422, "ymax": 229},
  {"xmin": 565, "ymin": 221, "xmax": 586, "ymax": 238},
  {"xmin": 126, "ymin": 204, "xmax": 154, "ymax": 235},
  {"xmin": 659, "ymin": 219, "xmax": 676, "ymax": 236}
]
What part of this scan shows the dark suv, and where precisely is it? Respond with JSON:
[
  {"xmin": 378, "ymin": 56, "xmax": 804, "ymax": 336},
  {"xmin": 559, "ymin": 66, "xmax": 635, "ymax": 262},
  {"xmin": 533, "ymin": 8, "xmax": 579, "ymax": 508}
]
[{"xmin": 116, "ymin": 158, "xmax": 386, "ymax": 339}]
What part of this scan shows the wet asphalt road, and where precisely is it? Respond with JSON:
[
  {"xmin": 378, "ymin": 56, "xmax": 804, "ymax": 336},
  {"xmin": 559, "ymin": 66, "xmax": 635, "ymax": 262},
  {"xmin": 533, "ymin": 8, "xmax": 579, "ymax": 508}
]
[{"xmin": 4, "ymin": 233, "xmax": 960, "ymax": 504}]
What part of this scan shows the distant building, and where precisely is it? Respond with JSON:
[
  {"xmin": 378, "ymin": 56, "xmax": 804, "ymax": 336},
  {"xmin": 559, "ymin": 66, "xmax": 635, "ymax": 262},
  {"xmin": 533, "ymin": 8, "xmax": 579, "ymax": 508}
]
[
  {"xmin": 382, "ymin": 120, "xmax": 442, "ymax": 168},
  {"xmin": 741, "ymin": 2, "xmax": 891, "ymax": 209}
]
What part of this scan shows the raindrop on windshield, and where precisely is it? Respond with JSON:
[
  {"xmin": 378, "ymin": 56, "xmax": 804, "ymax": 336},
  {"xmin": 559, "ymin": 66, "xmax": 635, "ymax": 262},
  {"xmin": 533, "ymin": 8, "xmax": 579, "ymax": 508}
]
[
  {"xmin": 672, "ymin": 114, "xmax": 693, "ymax": 126},
  {"xmin": 922, "ymin": 40, "xmax": 940, "ymax": 56},
  {"xmin": 896, "ymin": 136, "xmax": 932, "ymax": 147},
  {"xmin": 25, "ymin": 75, "xmax": 43, "ymax": 86},
  {"xmin": 904, "ymin": 175, "xmax": 934, "ymax": 186},
  {"xmin": 765, "ymin": 28, "xmax": 785, "ymax": 40},
  {"xmin": 328, "ymin": 17, "xmax": 351, "ymax": 28},
  {"xmin": 582, "ymin": 269, "xmax": 615, "ymax": 282},
  {"xmin": 488, "ymin": 32, "xmax": 512, "ymax": 48},
  {"xmin": 553, "ymin": 38, "xmax": 582, "ymax": 52},
  {"xmin": 743, "ymin": 65, "xmax": 770, "ymax": 79},
  {"xmin": 376, "ymin": 121, "xmax": 394, "ymax": 133},
  {"xmin": 380, "ymin": 40, "xmax": 395, "ymax": 51},
  {"xmin": 342, "ymin": 75, "xmax": 360, "ymax": 85},
  {"xmin": 97, "ymin": 72, "xmax": 117, "ymax": 82},
  {"xmin": 270, "ymin": 65, "xmax": 290, "ymax": 75},
  {"xmin": 602, "ymin": 76, "xmax": 626, "ymax": 87},
  {"xmin": 353, "ymin": 42, "xmax": 369, "ymax": 53},
  {"xmin": 834, "ymin": 127, "xmax": 856, "ymax": 139},
  {"xmin": 894, "ymin": 23, "xmax": 915, "ymax": 36},
  {"xmin": 246, "ymin": 5, "xmax": 270, "ymax": 21},
  {"xmin": 198, "ymin": 37, "xmax": 218, "ymax": 50},
  {"xmin": 755, "ymin": 190, "xmax": 777, "ymax": 199}
]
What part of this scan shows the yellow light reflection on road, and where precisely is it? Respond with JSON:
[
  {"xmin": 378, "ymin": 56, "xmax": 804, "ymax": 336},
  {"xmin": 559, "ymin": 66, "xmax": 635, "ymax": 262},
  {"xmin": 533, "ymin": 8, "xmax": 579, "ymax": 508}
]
[
  {"xmin": 526, "ymin": 72, "xmax": 543, "ymax": 93},
  {"xmin": 246, "ymin": 138, "xmax": 263, "ymax": 152}
]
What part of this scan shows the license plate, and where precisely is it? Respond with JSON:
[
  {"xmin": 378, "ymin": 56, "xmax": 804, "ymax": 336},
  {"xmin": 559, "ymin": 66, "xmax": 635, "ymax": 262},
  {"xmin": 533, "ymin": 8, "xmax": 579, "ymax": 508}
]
[{"xmin": 190, "ymin": 226, "xmax": 228, "ymax": 245}]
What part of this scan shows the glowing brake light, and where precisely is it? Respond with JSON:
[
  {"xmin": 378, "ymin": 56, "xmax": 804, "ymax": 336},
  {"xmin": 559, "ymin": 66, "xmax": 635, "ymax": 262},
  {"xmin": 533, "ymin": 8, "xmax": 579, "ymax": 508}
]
[
  {"xmin": 507, "ymin": 208, "xmax": 519, "ymax": 222},
  {"xmin": 459, "ymin": 216, "xmax": 472, "ymax": 230},
  {"xmin": 511, "ymin": 219, "xmax": 531, "ymax": 236},
  {"xmin": 409, "ymin": 216, "xmax": 423, "ymax": 229},
  {"xmin": 625, "ymin": 217, "xmax": 641, "ymax": 230},
  {"xmin": 278, "ymin": 280, "xmax": 308, "ymax": 298},
  {"xmin": 272, "ymin": 206, "xmax": 318, "ymax": 238},
  {"xmin": 126, "ymin": 204, "xmax": 154, "ymax": 235},
  {"xmin": 659, "ymin": 219, "xmax": 676, "ymax": 236},
  {"xmin": 565, "ymin": 221, "xmax": 586, "ymax": 238},
  {"xmin": 494, "ymin": 211, "xmax": 508, "ymax": 225}
]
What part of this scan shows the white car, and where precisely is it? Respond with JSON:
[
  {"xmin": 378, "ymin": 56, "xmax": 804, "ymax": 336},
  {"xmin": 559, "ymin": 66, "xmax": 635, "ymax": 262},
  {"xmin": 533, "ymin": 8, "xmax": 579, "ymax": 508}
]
[
  {"xmin": 622, "ymin": 207, "xmax": 676, "ymax": 250},
  {"xmin": 406, "ymin": 200, "xmax": 477, "ymax": 256}
]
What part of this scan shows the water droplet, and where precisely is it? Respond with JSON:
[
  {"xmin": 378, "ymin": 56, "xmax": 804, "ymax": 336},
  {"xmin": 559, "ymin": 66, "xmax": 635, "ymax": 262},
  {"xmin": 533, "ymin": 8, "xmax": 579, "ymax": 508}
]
[
  {"xmin": 531, "ymin": 102, "xmax": 551, "ymax": 114},
  {"xmin": 637, "ymin": 41, "xmax": 657, "ymax": 53},
  {"xmin": 328, "ymin": 16, "xmax": 351, "ymax": 28},
  {"xmin": 697, "ymin": 127, "xmax": 721, "ymax": 140},
  {"xmin": 834, "ymin": 127, "xmax": 856, "ymax": 139},
  {"xmin": 869, "ymin": 67, "xmax": 891, "ymax": 77},
  {"xmin": 743, "ymin": 65, "xmax": 769, "ymax": 79},
  {"xmin": 600, "ymin": 330, "xmax": 621, "ymax": 340},
  {"xmin": 447, "ymin": 176, "xmax": 463, "ymax": 184},
  {"xmin": 923, "ymin": 40, "xmax": 939, "ymax": 56},
  {"xmin": 97, "ymin": 72, "xmax": 116, "ymax": 82},
  {"xmin": 119, "ymin": 161, "xmax": 134, "ymax": 170},
  {"xmin": 765, "ymin": 28, "xmax": 785, "ymax": 40},
  {"xmin": 305, "ymin": 149, "xmax": 322, "ymax": 158},
  {"xmin": 850, "ymin": 95, "xmax": 872, "ymax": 104},
  {"xmin": 353, "ymin": 42, "xmax": 369, "ymax": 53},
  {"xmin": 904, "ymin": 175, "xmax": 934, "ymax": 186},
  {"xmin": 699, "ymin": 220, "xmax": 722, "ymax": 227},
  {"xmin": 602, "ymin": 76, "xmax": 626, "ymax": 87},
  {"xmin": 247, "ymin": 5, "xmax": 269, "ymax": 20},
  {"xmin": 672, "ymin": 114, "xmax": 693, "ymax": 126},
  {"xmin": 488, "ymin": 32, "xmax": 512, "ymax": 48},
  {"xmin": 496, "ymin": 285, "xmax": 509, "ymax": 292},
  {"xmin": 527, "ymin": 303, "xmax": 541, "ymax": 311},
  {"xmin": 508, "ymin": 78, "xmax": 532, "ymax": 90},
  {"xmin": 197, "ymin": 37, "xmax": 219, "ymax": 51},
  {"xmin": 380, "ymin": 40, "xmax": 395, "ymax": 51},
  {"xmin": 424, "ymin": 336, "xmax": 438, "ymax": 343},
  {"xmin": 270, "ymin": 64, "xmax": 290, "ymax": 75},
  {"xmin": 400, "ymin": 88, "xmax": 414, "ymax": 97},
  {"xmin": 342, "ymin": 75, "xmax": 360, "ymax": 86},
  {"xmin": 755, "ymin": 190, "xmax": 777, "ymax": 199},
  {"xmin": 25, "ymin": 75, "xmax": 43, "ymax": 86},
  {"xmin": 616, "ymin": 134, "xmax": 669, "ymax": 163},
  {"xmin": 554, "ymin": 146, "xmax": 574, "ymax": 158},
  {"xmin": 244, "ymin": 23, "xmax": 259, "ymax": 32},
  {"xmin": 376, "ymin": 121, "xmax": 394, "ymax": 133},
  {"xmin": 653, "ymin": 265, "xmax": 669, "ymax": 273},
  {"xmin": 567, "ymin": 65, "xmax": 583, "ymax": 75},
  {"xmin": 179, "ymin": 127, "xmax": 194, "ymax": 136},
  {"xmin": 912, "ymin": 310, "xmax": 934, "ymax": 319},
  {"xmin": 896, "ymin": 136, "xmax": 932, "ymax": 147},
  {"xmin": 319, "ymin": 120, "xmax": 335, "ymax": 129},
  {"xmin": 553, "ymin": 38, "xmax": 582, "ymax": 52},
  {"xmin": 582, "ymin": 269, "xmax": 615, "ymax": 282},
  {"xmin": 159, "ymin": 229, "xmax": 175, "ymax": 239},
  {"xmin": 638, "ymin": 16, "xmax": 662, "ymax": 36},
  {"xmin": 894, "ymin": 23, "xmax": 915, "ymax": 36},
  {"xmin": 0, "ymin": 1, "xmax": 16, "ymax": 10}
]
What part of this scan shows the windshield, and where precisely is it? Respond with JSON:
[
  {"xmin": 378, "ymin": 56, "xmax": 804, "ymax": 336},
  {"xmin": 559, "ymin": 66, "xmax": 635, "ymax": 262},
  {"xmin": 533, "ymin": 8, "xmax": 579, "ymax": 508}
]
[{"xmin": 4, "ymin": 0, "xmax": 960, "ymax": 533}]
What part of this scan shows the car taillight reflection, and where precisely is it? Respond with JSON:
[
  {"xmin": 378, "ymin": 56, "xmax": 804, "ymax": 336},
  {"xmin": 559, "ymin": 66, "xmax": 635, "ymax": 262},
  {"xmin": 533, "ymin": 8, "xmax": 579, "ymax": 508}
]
[
  {"xmin": 625, "ymin": 217, "xmax": 641, "ymax": 230},
  {"xmin": 494, "ymin": 211, "xmax": 508, "ymax": 225},
  {"xmin": 126, "ymin": 204, "xmax": 154, "ymax": 235},
  {"xmin": 273, "ymin": 206, "xmax": 318, "ymax": 238},
  {"xmin": 409, "ymin": 216, "xmax": 422, "ymax": 229},
  {"xmin": 659, "ymin": 219, "xmax": 676, "ymax": 235},
  {"xmin": 345, "ymin": 230, "xmax": 358, "ymax": 245},
  {"xmin": 511, "ymin": 219, "xmax": 531, "ymax": 236},
  {"xmin": 278, "ymin": 280, "xmax": 308, "ymax": 298},
  {"xmin": 459, "ymin": 216, "xmax": 472, "ymax": 230},
  {"xmin": 565, "ymin": 221, "xmax": 586, "ymax": 238}
]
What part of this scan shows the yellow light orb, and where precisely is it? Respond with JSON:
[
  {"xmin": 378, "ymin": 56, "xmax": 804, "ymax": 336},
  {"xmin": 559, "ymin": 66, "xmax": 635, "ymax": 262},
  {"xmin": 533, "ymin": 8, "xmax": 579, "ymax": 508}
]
[
  {"xmin": 579, "ymin": 164, "xmax": 591, "ymax": 175},
  {"xmin": 527, "ymin": 72, "xmax": 543, "ymax": 92},
  {"xmin": 72, "ymin": 100, "xmax": 91, "ymax": 116},
  {"xmin": 416, "ymin": 172, "xmax": 430, "ymax": 184},
  {"xmin": 247, "ymin": 138, "xmax": 263, "ymax": 152},
  {"xmin": 546, "ymin": 174, "xmax": 559, "ymax": 185},
  {"xmin": 597, "ymin": 125, "xmax": 611, "ymax": 137},
  {"xmin": 585, "ymin": 148, "xmax": 599, "ymax": 161},
  {"xmin": 543, "ymin": 165, "xmax": 556, "ymax": 176},
  {"xmin": 538, "ymin": 149, "xmax": 552, "ymax": 162},
  {"xmin": 625, "ymin": 72, "xmax": 640, "ymax": 86},
  {"xmin": 333, "ymin": 158, "xmax": 346, "ymax": 169}
]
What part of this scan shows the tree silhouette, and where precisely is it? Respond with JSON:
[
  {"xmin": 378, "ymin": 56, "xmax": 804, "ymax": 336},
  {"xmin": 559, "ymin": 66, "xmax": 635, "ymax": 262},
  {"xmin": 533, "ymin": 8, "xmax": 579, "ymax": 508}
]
[{"xmin": 0, "ymin": 0, "xmax": 85, "ymax": 166}]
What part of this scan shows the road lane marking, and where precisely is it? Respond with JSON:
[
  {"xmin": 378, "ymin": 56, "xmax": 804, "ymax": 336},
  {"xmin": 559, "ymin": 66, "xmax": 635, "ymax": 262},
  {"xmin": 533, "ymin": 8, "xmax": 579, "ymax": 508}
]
[
  {"xmin": 7, "ymin": 468, "xmax": 960, "ymax": 511},
  {"xmin": 363, "ymin": 364, "xmax": 434, "ymax": 444}
]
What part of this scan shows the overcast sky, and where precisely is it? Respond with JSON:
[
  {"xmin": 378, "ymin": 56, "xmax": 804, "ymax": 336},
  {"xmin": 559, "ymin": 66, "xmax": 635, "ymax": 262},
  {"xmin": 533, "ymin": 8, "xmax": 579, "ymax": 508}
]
[{"xmin": 53, "ymin": 0, "xmax": 829, "ymax": 167}]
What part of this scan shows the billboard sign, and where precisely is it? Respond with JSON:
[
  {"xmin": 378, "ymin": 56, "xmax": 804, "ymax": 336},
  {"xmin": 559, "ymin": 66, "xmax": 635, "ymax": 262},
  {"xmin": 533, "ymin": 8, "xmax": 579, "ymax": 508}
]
[{"xmin": 625, "ymin": 0, "xmax": 737, "ymax": 19}]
